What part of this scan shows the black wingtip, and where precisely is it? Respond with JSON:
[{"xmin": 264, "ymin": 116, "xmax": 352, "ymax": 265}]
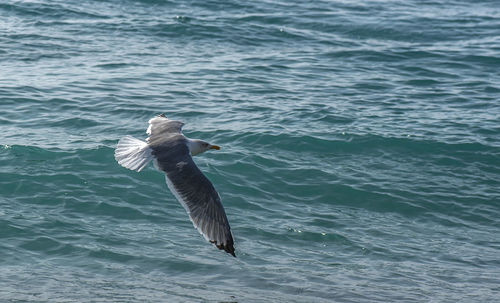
[
  {"xmin": 213, "ymin": 241, "xmax": 236, "ymax": 257},
  {"xmin": 223, "ymin": 244, "xmax": 236, "ymax": 258},
  {"xmin": 227, "ymin": 246, "xmax": 236, "ymax": 258},
  {"xmin": 159, "ymin": 113, "xmax": 166, "ymax": 118}
]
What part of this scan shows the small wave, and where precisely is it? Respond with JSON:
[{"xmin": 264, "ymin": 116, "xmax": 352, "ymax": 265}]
[
  {"xmin": 49, "ymin": 117, "xmax": 101, "ymax": 128},
  {"xmin": 94, "ymin": 62, "xmax": 140, "ymax": 69},
  {"xmin": 0, "ymin": 2, "xmax": 109, "ymax": 20}
]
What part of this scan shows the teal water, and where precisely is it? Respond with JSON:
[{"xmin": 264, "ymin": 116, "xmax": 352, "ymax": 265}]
[{"xmin": 1, "ymin": 0, "xmax": 500, "ymax": 302}]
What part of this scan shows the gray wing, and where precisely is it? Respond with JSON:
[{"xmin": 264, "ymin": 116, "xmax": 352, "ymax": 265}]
[
  {"xmin": 151, "ymin": 139, "xmax": 236, "ymax": 257},
  {"xmin": 147, "ymin": 115, "xmax": 185, "ymax": 146}
]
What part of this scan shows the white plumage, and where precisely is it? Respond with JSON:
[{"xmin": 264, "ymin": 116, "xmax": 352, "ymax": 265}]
[{"xmin": 114, "ymin": 135, "xmax": 153, "ymax": 172}]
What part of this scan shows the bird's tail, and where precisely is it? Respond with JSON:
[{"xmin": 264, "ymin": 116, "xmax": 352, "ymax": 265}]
[{"xmin": 115, "ymin": 136, "xmax": 153, "ymax": 172}]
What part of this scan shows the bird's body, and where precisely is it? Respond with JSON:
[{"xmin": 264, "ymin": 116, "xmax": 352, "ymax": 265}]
[{"xmin": 115, "ymin": 115, "xmax": 235, "ymax": 257}]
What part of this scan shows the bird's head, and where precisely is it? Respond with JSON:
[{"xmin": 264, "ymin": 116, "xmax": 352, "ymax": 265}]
[{"xmin": 188, "ymin": 139, "xmax": 220, "ymax": 156}]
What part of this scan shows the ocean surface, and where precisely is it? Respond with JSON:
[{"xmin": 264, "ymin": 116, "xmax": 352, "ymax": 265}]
[{"xmin": 1, "ymin": 0, "xmax": 499, "ymax": 302}]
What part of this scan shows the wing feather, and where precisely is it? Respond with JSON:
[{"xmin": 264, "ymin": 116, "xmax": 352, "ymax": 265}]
[
  {"xmin": 152, "ymin": 138, "xmax": 235, "ymax": 257},
  {"xmin": 147, "ymin": 115, "xmax": 185, "ymax": 145}
]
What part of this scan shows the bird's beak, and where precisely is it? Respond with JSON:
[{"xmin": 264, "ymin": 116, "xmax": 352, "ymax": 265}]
[{"xmin": 210, "ymin": 145, "xmax": 221, "ymax": 150}]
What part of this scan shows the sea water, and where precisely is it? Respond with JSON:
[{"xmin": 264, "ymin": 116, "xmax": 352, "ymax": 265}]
[{"xmin": 0, "ymin": 1, "xmax": 499, "ymax": 302}]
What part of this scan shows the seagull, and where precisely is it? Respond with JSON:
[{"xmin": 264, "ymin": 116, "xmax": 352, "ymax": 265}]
[{"xmin": 114, "ymin": 114, "xmax": 235, "ymax": 257}]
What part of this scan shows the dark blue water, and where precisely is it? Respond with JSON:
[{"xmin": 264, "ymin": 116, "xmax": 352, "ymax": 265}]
[{"xmin": 1, "ymin": 0, "xmax": 499, "ymax": 302}]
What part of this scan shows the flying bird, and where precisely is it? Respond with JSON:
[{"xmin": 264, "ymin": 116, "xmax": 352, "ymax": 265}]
[{"xmin": 114, "ymin": 114, "xmax": 235, "ymax": 257}]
